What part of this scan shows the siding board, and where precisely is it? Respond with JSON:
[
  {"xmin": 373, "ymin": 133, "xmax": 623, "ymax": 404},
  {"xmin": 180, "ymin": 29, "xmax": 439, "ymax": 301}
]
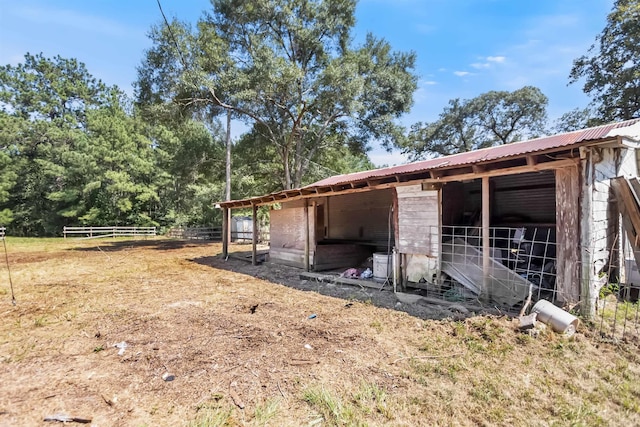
[{"xmin": 397, "ymin": 186, "xmax": 439, "ymax": 255}]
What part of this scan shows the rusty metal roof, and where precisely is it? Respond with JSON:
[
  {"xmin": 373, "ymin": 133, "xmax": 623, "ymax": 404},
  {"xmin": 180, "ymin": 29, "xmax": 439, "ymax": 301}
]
[
  {"xmin": 219, "ymin": 118, "xmax": 640, "ymax": 208},
  {"xmin": 309, "ymin": 118, "xmax": 640, "ymax": 188}
]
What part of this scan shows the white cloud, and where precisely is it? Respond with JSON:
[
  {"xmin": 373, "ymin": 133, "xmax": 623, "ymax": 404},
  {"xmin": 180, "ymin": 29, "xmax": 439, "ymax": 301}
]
[
  {"xmin": 454, "ymin": 71, "xmax": 471, "ymax": 77},
  {"xmin": 470, "ymin": 56, "xmax": 506, "ymax": 69},
  {"xmin": 487, "ymin": 55, "xmax": 506, "ymax": 63},
  {"xmin": 422, "ymin": 80, "xmax": 437, "ymax": 85}
]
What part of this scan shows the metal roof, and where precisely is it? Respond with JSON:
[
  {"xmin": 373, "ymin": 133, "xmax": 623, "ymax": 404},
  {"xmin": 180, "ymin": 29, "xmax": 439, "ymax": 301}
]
[
  {"xmin": 309, "ymin": 118, "xmax": 640, "ymax": 187},
  {"xmin": 220, "ymin": 118, "xmax": 640, "ymax": 208}
]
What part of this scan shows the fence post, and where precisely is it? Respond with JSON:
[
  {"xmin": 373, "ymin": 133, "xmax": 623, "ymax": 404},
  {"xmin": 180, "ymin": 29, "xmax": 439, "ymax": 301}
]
[{"xmin": 64, "ymin": 226, "xmax": 67, "ymax": 239}]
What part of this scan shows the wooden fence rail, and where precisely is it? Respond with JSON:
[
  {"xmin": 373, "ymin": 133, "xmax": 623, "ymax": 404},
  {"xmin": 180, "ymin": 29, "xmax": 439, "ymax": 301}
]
[
  {"xmin": 166, "ymin": 227, "xmax": 222, "ymax": 240},
  {"xmin": 63, "ymin": 226, "xmax": 156, "ymax": 239}
]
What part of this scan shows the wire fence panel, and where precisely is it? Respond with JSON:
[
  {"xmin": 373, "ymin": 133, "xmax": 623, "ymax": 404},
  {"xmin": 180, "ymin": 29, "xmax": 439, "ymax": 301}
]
[
  {"xmin": 166, "ymin": 227, "xmax": 222, "ymax": 240},
  {"xmin": 433, "ymin": 226, "xmax": 558, "ymax": 309},
  {"xmin": 596, "ymin": 284, "xmax": 640, "ymax": 342}
]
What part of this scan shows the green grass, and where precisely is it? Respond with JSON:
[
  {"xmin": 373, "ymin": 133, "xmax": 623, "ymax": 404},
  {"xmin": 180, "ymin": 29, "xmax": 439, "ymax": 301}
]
[
  {"xmin": 303, "ymin": 385, "xmax": 355, "ymax": 426},
  {"xmin": 190, "ymin": 403, "xmax": 236, "ymax": 427},
  {"xmin": 302, "ymin": 382, "xmax": 397, "ymax": 426},
  {"xmin": 253, "ymin": 398, "xmax": 280, "ymax": 425}
]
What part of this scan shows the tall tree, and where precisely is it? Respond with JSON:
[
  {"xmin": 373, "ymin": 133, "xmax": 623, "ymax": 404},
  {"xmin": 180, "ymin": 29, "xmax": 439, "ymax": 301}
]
[
  {"xmin": 551, "ymin": 107, "xmax": 601, "ymax": 133},
  {"xmin": 0, "ymin": 113, "xmax": 20, "ymax": 225},
  {"xmin": 0, "ymin": 54, "xmax": 111, "ymax": 234},
  {"xmin": 401, "ymin": 86, "xmax": 548, "ymax": 160},
  {"xmin": 137, "ymin": 0, "xmax": 417, "ymax": 190},
  {"xmin": 569, "ymin": 0, "xmax": 640, "ymax": 121},
  {"xmin": 0, "ymin": 54, "xmax": 168, "ymax": 235}
]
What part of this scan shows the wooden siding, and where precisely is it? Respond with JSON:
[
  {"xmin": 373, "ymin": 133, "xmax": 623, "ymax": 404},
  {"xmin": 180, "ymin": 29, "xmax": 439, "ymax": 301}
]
[
  {"xmin": 314, "ymin": 244, "xmax": 371, "ymax": 271},
  {"xmin": 555, "ymin": 166, "xmax": 581, "ymax": 304},
  {"xmin": 327, "ymin": 189, "xmax": 394, "ymax": 246},
  {"xmin": 270, "ymin": 204, "xmax": 307, "ymax": 250},
  {"xmin": 397, "ymin": 184, "xmax": 439, "ymax": 255},
  {"xmin": 269, "ymin": 247, "xmax": 314, "ymax": 269}
]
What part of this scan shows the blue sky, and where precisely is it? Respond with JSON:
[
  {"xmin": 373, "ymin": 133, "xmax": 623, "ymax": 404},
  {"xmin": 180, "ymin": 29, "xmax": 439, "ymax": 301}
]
[{"xmin": 0, "ymin": 0, "xmax": 614, "ymax": 165}]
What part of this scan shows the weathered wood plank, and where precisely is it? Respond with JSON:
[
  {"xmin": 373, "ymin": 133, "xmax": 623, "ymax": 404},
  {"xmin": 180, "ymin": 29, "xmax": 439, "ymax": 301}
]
[
  {"xmin": 300, "ymin": 272, "xmax": 387, "ymax": 289},
  {"xmin": 556, "ymin": 167, "xmax": 581, "ymax": 304},
  {"xmin": 397, "ymin": 188, "xmax": 439, "ymax": 255},
  {"xmin": 270, "ymin": 206, "xmax": 307, "ymax": 250}
]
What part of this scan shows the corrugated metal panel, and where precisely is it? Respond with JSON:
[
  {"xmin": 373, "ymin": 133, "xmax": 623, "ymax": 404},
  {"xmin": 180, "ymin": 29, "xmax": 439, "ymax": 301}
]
[
  {"xmin": 309, "ymin": 118, "xmax": 640, "ymax": 188},
  {"xmin": 492, "ymin": 172, "xmax": 556, "ymax": 224},
  {"xmin": 442, "ymin": 172, "xmax": 556, "ymax": 225},
  {"xmin": 327, "ymin": 189, "xmax": 394, "ymax": 245},
  {"xmin": 220, "ymin": 118, "xmax": 640, "ymax": 208}
]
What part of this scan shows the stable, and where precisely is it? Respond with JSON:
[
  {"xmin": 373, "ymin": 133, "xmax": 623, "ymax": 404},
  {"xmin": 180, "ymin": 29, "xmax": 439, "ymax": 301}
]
[{"xmin": 219, "ymin": 119, "xmax": 640, "ymax": 314}]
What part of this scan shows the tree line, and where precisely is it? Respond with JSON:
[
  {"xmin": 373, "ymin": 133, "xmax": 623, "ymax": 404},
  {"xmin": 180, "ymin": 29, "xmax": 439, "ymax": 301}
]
[{"xmin": 0, "ymin": 0, "xmax": 638, "ymax": 236}]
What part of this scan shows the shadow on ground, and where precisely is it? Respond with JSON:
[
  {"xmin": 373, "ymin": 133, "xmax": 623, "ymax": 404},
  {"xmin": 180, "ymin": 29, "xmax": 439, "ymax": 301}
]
[
  {"xmin": 190, "ymin": 253, "xmax": 472, "ymax": 321},
  {"xmin": 68, "ymin": 239, "xmax": 216, "ymax": 252}
]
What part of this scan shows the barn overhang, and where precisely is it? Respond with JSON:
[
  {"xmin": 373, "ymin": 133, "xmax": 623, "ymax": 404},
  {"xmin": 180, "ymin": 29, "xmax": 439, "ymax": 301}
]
[{"xmin": 218, "ymin": 136, "xmax": 625, "ymax": 209}]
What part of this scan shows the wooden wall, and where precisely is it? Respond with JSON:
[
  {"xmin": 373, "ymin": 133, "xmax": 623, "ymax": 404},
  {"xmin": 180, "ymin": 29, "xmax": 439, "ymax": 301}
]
[
  {"xmin": 327, "ymin": 189, "xmax": 394, "ymax": 248},
  {"xmin": 397, "ymin": 184, "xmax": 439, "ymax": 256},
  {"xmin": 269, "ymin": 200, "xmax": 312, "ymax": 268},
  {"xmin": 270, "ymin": 200, "xmax": 306, "ymax": 250}
]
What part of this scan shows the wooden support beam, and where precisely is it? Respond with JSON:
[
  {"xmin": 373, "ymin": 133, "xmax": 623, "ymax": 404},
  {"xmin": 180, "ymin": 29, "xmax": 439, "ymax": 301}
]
[
  {"xmin": 251, "ymin": 204, "xmax": 258, "ymax": 266},
  {"xmin": 219, "ymin": 158, "xmax": 580, "ymax": 210},
  {"xmin": 472, "ymin": 164, "xmax": 486, "ymax": 174},
  {"xmin": 482, "ymin": 176, "xmax": 490, "ymax": 301},
  {"xmin": 304, "ymin": 199, "xmax": 310, "ymax": 272},
  {"xmin": 555, "ymin": 167, "xmax": 581, "ymax": 305},
  {"xmin": 422, "ymin": 158, "xmax": 579, "ymax": 184},
  {"xmin": 222, "ymin": 207, "xmax": 229, "ymax": 258},
  {"xmin": 526, "ymin": 155, "xmax": 538, "ymax": 166}
]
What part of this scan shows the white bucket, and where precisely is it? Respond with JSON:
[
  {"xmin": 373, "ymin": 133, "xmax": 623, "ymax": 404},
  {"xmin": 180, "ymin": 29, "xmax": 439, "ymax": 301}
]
[
  {"xmin": 531, "ymin": 299, "xmax": 579, "ymax": 336},
  {"xmin": 372, "ymin": 253, "xmax": 391, "ymax": 281}
]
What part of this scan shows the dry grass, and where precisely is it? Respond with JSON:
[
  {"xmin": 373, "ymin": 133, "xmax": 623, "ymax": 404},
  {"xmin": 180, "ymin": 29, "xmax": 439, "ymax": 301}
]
[{"xmin": 0, "ymin": 237, "xmax": 638, "ymax": 426}]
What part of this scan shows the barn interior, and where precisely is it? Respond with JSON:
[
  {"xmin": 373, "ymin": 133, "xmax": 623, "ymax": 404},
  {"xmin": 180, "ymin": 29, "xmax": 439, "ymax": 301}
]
[
  {"xmin": 269, "ymin": 189, "xmax": 395, "ymax": 275},
  {"xmin": 439, "ymin": 170, "xmax": 559, "ymax": 305}
]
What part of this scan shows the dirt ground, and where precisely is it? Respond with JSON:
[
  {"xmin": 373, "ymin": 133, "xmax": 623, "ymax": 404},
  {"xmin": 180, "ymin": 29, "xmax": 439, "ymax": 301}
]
[{"xmin": 0, "ymin": 238, "xmax": 639, "ymax": 426}]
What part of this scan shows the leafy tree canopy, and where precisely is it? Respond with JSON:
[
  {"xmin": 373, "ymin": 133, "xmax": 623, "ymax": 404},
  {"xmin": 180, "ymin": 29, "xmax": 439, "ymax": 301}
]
[
  {"xmin": 401, "ymin": 86, "xmax": 548, "ymax": 160},
  {"xmin": 0, "ymin": 53, "xmax": 224, "ymax": 235},
  {"xmin": 137, "ymin": 0, "xmax": 418, "ymax": 189},
  {"xmin": 569, "ymin": 0, "xmax": 640, "ymax": 121}
]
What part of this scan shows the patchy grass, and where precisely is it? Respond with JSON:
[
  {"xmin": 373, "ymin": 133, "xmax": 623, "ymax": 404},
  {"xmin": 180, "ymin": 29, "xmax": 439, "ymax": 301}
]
[{"xmin": 0, "ymin": 238, "xmax": 638, "ymax": 426}]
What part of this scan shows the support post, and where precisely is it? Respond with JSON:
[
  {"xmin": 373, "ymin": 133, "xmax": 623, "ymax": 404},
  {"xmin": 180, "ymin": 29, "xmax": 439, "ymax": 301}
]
[
  {"xmin": 222, "ymin": 207, "xmax": 229, "ymax": 259},
  {"xmin": 482, "ymin": 176, "xmax": 491, "ymax": 300},
  {"xmin": 304, "ymin": 199, "xmax": 310, "ymax": 272},
  {"xmin": 556, "ymin": 167, "xmax": 581, "ymax": 306},
  {"xmin": 252, "ymin": 204, "xmax": 258, "ymax": 266}
]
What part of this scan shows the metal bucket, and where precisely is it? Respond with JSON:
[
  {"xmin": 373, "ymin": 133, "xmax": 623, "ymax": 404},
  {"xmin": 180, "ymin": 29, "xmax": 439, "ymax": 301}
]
[
  {"xmin": 531, "ymin": 299, "xmax": 579, "ymax": 336},
  {"xmin": 372, "ymin": 253, "xmax": 391, "ymax": 282}
]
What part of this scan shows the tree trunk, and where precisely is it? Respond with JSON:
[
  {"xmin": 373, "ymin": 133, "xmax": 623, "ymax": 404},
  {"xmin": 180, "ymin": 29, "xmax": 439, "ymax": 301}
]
[
  {"xmin": 225, "ymin": 111, "xmax": 231, "ymax": 252},
  {"xmin": 282, "ymin": 146, "xmax": 292, "ymax": 189},
  {"xmin": 225, "ymin": 110, "xmax": 231, "ymax": 201}
]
